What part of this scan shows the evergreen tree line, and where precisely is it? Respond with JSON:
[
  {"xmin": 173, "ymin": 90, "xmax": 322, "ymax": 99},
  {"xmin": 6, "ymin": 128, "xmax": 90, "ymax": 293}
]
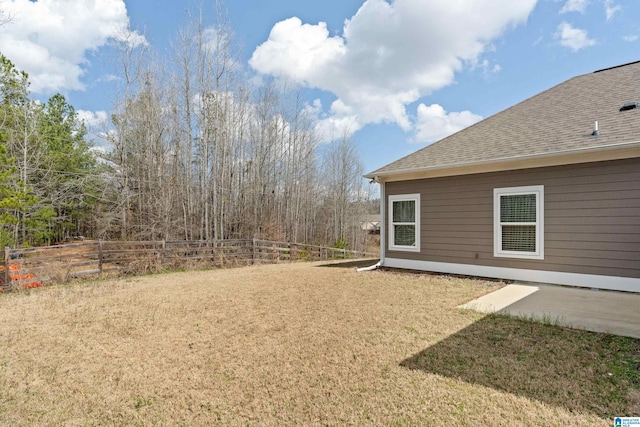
[
  {"xmin": 0, "ymin": 55, "xmax": 99, "ymax": 247},
  {"xmin": 0, "ymin": 11, "xmax": 374, "ymax": 250}
]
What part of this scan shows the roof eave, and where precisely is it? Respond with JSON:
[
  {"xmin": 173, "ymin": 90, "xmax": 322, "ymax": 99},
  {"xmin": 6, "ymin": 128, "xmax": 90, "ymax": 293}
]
[{"xmin": 364, "ymin": 140, "xmax": 640, "ymax": 182}]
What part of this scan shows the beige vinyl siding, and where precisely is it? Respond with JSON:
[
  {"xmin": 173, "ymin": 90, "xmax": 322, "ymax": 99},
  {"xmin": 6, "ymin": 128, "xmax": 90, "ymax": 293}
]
[{"xmin": 385, "ymin": 157, "xmax": 640, "ymax": 279}]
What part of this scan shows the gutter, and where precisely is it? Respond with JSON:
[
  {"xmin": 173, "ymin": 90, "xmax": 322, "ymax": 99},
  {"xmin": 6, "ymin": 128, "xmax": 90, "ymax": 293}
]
[{"xmin": 364, "ymin": 140, "xmax": 640, "ymax": 180}]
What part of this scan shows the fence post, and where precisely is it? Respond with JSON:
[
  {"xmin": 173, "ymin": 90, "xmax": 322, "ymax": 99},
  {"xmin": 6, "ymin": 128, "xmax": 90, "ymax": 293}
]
[
  {"xmin": 252, "ymin": 238, "xmax": 257, "ymax": 265},
  {"xmin": 3, "ymin": 247, "xmax": 10, "ymax": 291},
  {"xmin": 98, "ymin": 240, "xmax": 103, "ymax": 276},
  {"xmin": 160, "ymin": 240, "xmax": 166, "ymax": 270}
]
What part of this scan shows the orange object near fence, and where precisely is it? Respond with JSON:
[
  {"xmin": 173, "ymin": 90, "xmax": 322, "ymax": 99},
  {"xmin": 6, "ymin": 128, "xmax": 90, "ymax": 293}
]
[{"xmin": 0, "ymin": 264, "xmax": 43, "ymax": 289}]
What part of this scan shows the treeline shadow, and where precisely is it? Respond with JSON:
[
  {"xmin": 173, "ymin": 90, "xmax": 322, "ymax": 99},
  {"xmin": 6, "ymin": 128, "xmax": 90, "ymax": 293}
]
[{"xmin": 400, "ymin": 314, "xmax": 640, "ymax": 418}]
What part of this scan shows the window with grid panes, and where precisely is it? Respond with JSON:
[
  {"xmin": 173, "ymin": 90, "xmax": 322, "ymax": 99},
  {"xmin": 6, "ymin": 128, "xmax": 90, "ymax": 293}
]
[
  {"xmin": 389, "ymin": 194, "xmax": 420, "ymax": 252},
  {"xmin": 493, "ymin": 186, "xmax": 544, "ymax": 260}
]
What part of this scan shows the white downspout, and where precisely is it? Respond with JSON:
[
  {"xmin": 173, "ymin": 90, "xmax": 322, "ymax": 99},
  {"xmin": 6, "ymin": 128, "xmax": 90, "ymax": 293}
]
[
  {"xmin": 356, "ymin": 176, "xmax": 386, "ymax": 272},
  {"xmin": 379, "ymin": 178, "xmax": 385, "ymax": 266},
  {"xmin": 356, "ymin": 261, "xmax": 381, "ymax": 272},
  {"xmin": 356, "ymin": 176, "xmax": 384, "ymax": 273}
]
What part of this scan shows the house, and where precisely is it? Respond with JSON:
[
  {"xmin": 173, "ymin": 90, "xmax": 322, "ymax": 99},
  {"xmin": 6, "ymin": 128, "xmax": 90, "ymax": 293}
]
[
  {"xmin": 364, "ymin": 61, "xmax": 640, "ymax": 293},
  {"xmin": 360, "ymin": 214, "xmax": 381, "ymax": 233}
]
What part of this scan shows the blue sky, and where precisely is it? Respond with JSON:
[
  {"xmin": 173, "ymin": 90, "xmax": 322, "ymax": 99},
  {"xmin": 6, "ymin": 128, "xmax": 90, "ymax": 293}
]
[{"xmin": 0, "ymin": 0, "xmax": 638, "ymax": 174}]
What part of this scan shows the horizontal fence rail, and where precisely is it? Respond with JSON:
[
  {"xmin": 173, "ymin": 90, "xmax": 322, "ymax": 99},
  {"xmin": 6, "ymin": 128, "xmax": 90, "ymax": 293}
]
[{"xmin": 0, "ymin": 240, "xmax": 377, "ymax": 291}]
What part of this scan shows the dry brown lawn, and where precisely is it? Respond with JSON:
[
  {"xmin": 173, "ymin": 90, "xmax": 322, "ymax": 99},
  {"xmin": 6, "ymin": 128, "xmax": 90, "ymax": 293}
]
[{"xmin": 0, "ymin": 260, "xmax": 638, "ymax": 426}]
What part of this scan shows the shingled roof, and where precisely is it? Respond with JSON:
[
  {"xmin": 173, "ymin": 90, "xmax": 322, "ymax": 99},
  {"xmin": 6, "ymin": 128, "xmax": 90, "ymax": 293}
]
[{"xmin": 366, "ymin": 60, "xmax": 640, "ymax": 179}]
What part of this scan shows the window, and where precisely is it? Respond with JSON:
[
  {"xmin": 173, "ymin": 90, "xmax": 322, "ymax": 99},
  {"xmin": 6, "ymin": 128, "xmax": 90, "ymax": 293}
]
[
  {"xmin": 494, "ymin": 185, "xmax": 544, "ymax": 260},
  {"xmin": 389, "ymin": 194, "xmax": 420, "ymax": 252}
]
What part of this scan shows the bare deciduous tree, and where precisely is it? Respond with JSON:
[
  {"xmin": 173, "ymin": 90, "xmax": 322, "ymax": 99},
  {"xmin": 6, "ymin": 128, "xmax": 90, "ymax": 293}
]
[{"xmin": 96, "ymin": 3, "xmax": 371, "ymax": 251}]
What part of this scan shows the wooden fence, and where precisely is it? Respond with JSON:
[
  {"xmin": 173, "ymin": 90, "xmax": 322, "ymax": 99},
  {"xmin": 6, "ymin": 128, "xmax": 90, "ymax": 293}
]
[{"xmin": 0, "ymin": 240, "xmax": 377, "ymax": 291}]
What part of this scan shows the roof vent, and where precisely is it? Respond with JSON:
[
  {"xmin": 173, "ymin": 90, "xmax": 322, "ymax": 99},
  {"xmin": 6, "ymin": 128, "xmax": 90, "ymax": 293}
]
[
  {"xmin": 620, "ymin": 101, "xmax": 638, "ymax": 112},
  {"xmin": 591, "ymin": 121, "xmax": 600, "ymax": 137}
]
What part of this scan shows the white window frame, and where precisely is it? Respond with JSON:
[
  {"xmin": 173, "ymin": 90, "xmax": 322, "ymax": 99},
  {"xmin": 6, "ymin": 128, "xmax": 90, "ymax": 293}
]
[
  {"xmin": 493, "ymin": 185, "xmax": 544, "ymax": 260},
  {"xmin": 388, "ymin": 194, "xmax": 420, "ymax": 252}
]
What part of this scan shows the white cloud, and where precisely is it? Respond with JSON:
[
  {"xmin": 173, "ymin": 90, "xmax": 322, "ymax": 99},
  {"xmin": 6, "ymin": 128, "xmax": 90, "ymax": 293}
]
[
  {"xmin": 77, "ymin": 110, "xmax": 108, "ymax": 127},
  {"xmin": 77, "ymin": 110, "xmax": 111, "ymax": 151},
  {"xmin": 0, "ymin": 0, "xmax": 146, "ymax": 94},
  {"xmin": 472, "ymin": 59, "xmax": 502, "ymax": 75},
  {"xmin": 560, "ymin": 0, "xmax": 588, "ymax": 14},
  {"xmin": 623, "ymin": 34, "xmax": 638, "ymax": 42},
  {"xmin": 556, "ymin": 22, "xmax": 596, "ymax": 51},
  {"xmin": 315, "ymin": 114, "xmax": 363, "ymax": 144},
  {"xmin": 113, "ymin": 27, "xmax": 148, "ymax": 49},
  {"xmin": 98, "ymin": 74, "xmax": 119, "ymax": 83},
  {"xmin": 250, "ymin": 0, "xmax": 537, "ymax": 137},
  {"xmin": 604, "ymin": 0, "xmax": 621, "ymax": 21},
  {"xmin": 415, "ymin": 104, "xmax": 482, "ymax": 144},
  {"xmin": 304, "ymin": 98, "xmax": 363, "ymax": 143}
]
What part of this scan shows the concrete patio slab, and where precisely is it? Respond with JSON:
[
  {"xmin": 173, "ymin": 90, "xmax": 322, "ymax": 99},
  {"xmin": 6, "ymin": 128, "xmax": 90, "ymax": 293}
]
[{"xmin": 459, "ymin": 283, "xmax": 640, "ymax": 339}]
